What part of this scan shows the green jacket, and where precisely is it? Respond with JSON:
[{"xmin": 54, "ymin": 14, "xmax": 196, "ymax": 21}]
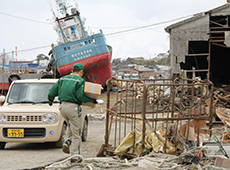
[{"xmin": 48, "ymin": 73, "xmax": 92, "ymax": 105}]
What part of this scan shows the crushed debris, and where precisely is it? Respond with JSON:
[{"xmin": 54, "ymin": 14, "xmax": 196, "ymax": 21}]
[
  {"xmin": 43, "ymin": 147, "xmax": 230, "ymax": 170},
  {"xmin": 165, "ymin": 124, "xmax": 188, "ymax": 153},
  {"xmin": 213, "ymin": 87, "xmax": 230, "ymax": 109},
  {"xmin": 42, "ymin": 79, "xmax": 230, "ymax": 170},
  {"xmin": 216, "ymin": 108, "xmax": 230, "ymax": 127},
  {"xmin": 45, "ymin": 155, "xmax": 139, "ymax": 170}
]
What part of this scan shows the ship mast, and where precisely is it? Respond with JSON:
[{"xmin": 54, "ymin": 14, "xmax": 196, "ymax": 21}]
[{"xmin": 54, "ymin": 0, "xmax": 87, "ymax": 43}]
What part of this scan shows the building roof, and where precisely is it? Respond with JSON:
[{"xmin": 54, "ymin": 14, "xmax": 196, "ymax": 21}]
[
  {"xmin": 10, "ymin": 63, "xmax": 39, "ymax": 69},
  {"xmin": 165, "ymin": 4, "xmax": 229, "ymax": 32},
  {"xmin": 28, "ymin": 63, "xmax": 39, "ymax": 68},
  {"xmin": 117, "ymin": 68, "xmax": 133, "ymax": 72},
  {"xmin": 156, "ymin": 65, "xmax": 171, "ymax": 70},
  {"xmin": 11, "ymin": 63, "xmax": 26, "ymax": 69},
  {"xmin": 0, "ymin": 64, "xmax": 11, "ymax": 68},
  {"xmin": 37, "ymin": 66, "xmax": 46, "ymax": 69},
  {"xmin": 9, "ymin": 61, "xmax": 32, "ymax": 64},
  {"xmin": 138, "ymin": 67, "xmax": 154, "ymax": 72}
]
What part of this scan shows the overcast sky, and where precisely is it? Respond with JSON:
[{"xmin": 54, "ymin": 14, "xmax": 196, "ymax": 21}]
[{"xmin": 0, "ymin": 0, "xmax": 227, "ymax": 62}]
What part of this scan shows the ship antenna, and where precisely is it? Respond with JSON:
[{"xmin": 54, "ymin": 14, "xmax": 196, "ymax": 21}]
[
  {"xmin": 73, "ymin": 0, "xmax": 79, "ymax": 11},
  {"xmin": 47, "ymin": 0, "xmax": 56, "ymax": 18},
  {"xmin": 47, "ymin": 0, "xmax": 57, "ymax": 18}
]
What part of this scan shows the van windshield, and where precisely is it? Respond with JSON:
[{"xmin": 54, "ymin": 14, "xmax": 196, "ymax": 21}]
[{"xmin": 7, "ymin": 83, "xmax": 58, "ymax": 104}]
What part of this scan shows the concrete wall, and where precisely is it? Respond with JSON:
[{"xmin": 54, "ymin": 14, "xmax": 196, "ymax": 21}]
[
  {"xmin": 169, "ymin": 5, "xmax": 230, "ymax": 75},
  {"xmin": 169, "ymin": 15, "xmax": 209, "ymax": 74}
]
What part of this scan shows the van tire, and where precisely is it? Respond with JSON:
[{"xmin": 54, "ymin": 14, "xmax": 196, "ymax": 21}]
[{"xmin": 0, "ymin": 142, "xmax": 6, "ymax": 149}]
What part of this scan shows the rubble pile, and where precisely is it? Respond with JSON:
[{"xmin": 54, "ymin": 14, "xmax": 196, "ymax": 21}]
[
  {"xmin": 112, "ymin": 81, "xmax": 212, "ymax": 114},
  {"xmin": 100, "ymin": 79, "xmax": 230, "ymax": 169},
  {"xmin": 165, "ymin": 124, "xmax": 188, "ymax": 153},
  {"xmin": 42, "ymin": 81, "xmax": 230, "ymax": 170},
  {"xmin": 44, "ymin": 149, "xmax": 229, "ymax": 170},
  {"xmin": 213, "ymin": 87, "xmax": 230, "ymax": 108}
]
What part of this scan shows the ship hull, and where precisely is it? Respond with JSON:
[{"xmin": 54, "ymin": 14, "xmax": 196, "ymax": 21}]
[
  {"xmin": 53, "ymin": 30, "xmax": 112, "ymax": 87},
  {"xmin": 58, "ymin": 51, "xmax": 112, "ymax": 87}
]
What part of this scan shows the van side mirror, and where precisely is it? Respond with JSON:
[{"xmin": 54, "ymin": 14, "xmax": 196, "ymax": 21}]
[{"xmin": 0, "ymin": 96, "xmax": 6, "ymax": 103}]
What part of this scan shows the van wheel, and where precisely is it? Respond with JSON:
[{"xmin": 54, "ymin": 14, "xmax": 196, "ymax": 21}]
[
  {"xmin": 82, "ymin": 119, "xmax": 88, "ymax": 142},
  {"xmin": 55, "ymin": 123, "xmax": 66, "ymax": 148},
  {"xmin": 0, "ymin": 142, "xmax": 6, "ymax": 149}
]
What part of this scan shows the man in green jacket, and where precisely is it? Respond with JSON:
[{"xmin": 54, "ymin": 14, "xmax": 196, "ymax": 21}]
[{"xmin": 48, "ymin": 63, "xmax": 96, "ymax": 162}]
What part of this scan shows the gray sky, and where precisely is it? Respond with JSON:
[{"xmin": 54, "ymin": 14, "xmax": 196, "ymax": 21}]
[{"xmin": 0, "ymin": 0, "xmax": 227, "ymax": 62}]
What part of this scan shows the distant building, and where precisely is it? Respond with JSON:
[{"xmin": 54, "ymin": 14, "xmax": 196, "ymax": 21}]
[
  {"xmin": 27, "ymin": 63, "xmax": 39, "ymax": 73},
  {"xmin": 0, "ymin": 64, "xmax": 11, "ymax": 73},
  {"xmin": 129, "ymin": 69, "xmax": 139, "ymax": 77},
  {"xmin": 138, "ymin": 67, "xmax": 154, "ymax": 79},
  {"xmin": 133, "ymin": 57, "xmax": 144, "ymax": 61},
  {"xmin": 9, "ymin": 61, "xmax": 40, "ymax": 74},
  {"xmin": 127, "ymin": 64, "xmax": 137, "ymax": 69},
  {"xmin": 154, "ymin": 65, "xmax": 171, "ymax": 78},
  {"xmin": 135, "ymin": 65, "xmax": 145, "ymax": 70},
  {"xmin": 116, "ymin": 65, "xmax": 172, "ymax": 79},
  {"xmin": 116, "ymin": 68, "xmax": 133, "ymax": 76},
  {"xmin": 165, "ymin": 3, "xmax": 230, "ymax": 87},
  {"xmin": 116, "ymin": 67, "xmax": 155, "ymax": 79},
  {"xmin": 153, "ymin": 53, "xmax": 169, "ymax": 61}
]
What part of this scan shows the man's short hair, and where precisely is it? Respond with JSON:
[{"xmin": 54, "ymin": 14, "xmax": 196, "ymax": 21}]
[
  {"xmin": 72, "ymin": 63, "xmax": 84, "ymax": 73},
  {"xmin": 72, "ymin": 66, "xmax": 82, "ymax": 72}
]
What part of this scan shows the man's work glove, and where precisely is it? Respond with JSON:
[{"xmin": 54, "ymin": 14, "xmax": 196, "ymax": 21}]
[
  {"xmin": 48, "ymin": 101, "xmax": 53, "ymax": 106},
  {"xmin": 91, "ymin": 99, "xmax": 98, "ymax": 104}
]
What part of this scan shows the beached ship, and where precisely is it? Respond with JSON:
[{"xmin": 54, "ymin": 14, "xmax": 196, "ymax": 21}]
[{"xmin": 46, "ymin": 0, "xmax": 112, "ymax": 87}]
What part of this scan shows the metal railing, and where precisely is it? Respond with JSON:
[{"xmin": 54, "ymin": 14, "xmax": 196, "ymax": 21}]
[{"xmin": 104, "ymin": 78, "xmax": 214, "ymax": 157}]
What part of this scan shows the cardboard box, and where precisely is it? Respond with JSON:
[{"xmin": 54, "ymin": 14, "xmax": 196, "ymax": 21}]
[
  {"xmin": 84, "ymin": 82, "xmax": 101, "ymax": 99},
  {"xmin": 83, "ymin": 82, "xmax": 102, "ymax": 108},
  {"xmin": 179, "ymin": 119, "xmax": 206, "ymax": 136},
  {"xmin": 82, "ymin": 102, "xmax": 96, "ymax": 108}
]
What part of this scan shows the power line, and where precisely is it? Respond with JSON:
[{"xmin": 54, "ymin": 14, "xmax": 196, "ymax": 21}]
[
  {"xmin": 0, "ymin": 11, "xmax": 52, "ymax": 24},
  {"xmin": 105, "ymin": 14, "xmax": 193, "ymax": 36},
  {"xmin": 2, "ymin": 45, "xmax": 51, "ymax": 55},
  {"xmin": 1, "ymin": 14, "xmax": 194, "ymax": 55}
]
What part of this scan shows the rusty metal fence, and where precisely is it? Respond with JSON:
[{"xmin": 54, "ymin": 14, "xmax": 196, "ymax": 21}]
[{"xmin": 104, "ymin": 78, "xmax": 214, "ymax": 157}]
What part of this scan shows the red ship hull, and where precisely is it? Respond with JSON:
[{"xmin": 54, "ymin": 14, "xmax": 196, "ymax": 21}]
[{"xmin": 58, "ymin": 52, "xmax": 112, "ymax": 87}]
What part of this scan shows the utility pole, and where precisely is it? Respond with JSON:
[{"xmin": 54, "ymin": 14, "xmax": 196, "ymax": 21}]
[
  {"xmin": 12, "ymin": 50, "xmax": 14, "ymax": 61},
  {"xmin": 3, "ymin": 49, "xmax": 5, "ymax": 67},
  {"xmin": 2, "ymin": 49, "xmax": 5, "ymax": 95}
]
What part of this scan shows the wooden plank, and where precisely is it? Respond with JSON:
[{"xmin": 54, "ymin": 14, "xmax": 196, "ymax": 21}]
[
  {"xmin": 186, "ymin": 53, "xmax": 209, "ymax": 56},
  {"xmin": 179, "ymin": 119, "xmax": 206, "ymax": 136}
]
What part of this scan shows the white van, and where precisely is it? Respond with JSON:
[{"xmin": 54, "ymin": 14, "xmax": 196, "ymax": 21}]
[{"xmin": 0, "ymin": 79, "xmax": 88, "ymax": 149}]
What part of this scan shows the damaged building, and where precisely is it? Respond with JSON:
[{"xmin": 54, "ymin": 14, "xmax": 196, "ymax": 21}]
[{"xmin": 165, "ymin": 2, "xmax": 230, "ymax": 87}]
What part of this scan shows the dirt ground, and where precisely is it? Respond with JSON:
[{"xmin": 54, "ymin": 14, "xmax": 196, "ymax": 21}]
[{"xmin": 1, "ymin": 91, "xmax": 227, "ymax": 170}]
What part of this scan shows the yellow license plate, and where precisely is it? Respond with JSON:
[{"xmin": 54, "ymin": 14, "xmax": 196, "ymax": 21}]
[{"xmin": 8, "ymin": 129, "xmax": 24, "ymax": 138}]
